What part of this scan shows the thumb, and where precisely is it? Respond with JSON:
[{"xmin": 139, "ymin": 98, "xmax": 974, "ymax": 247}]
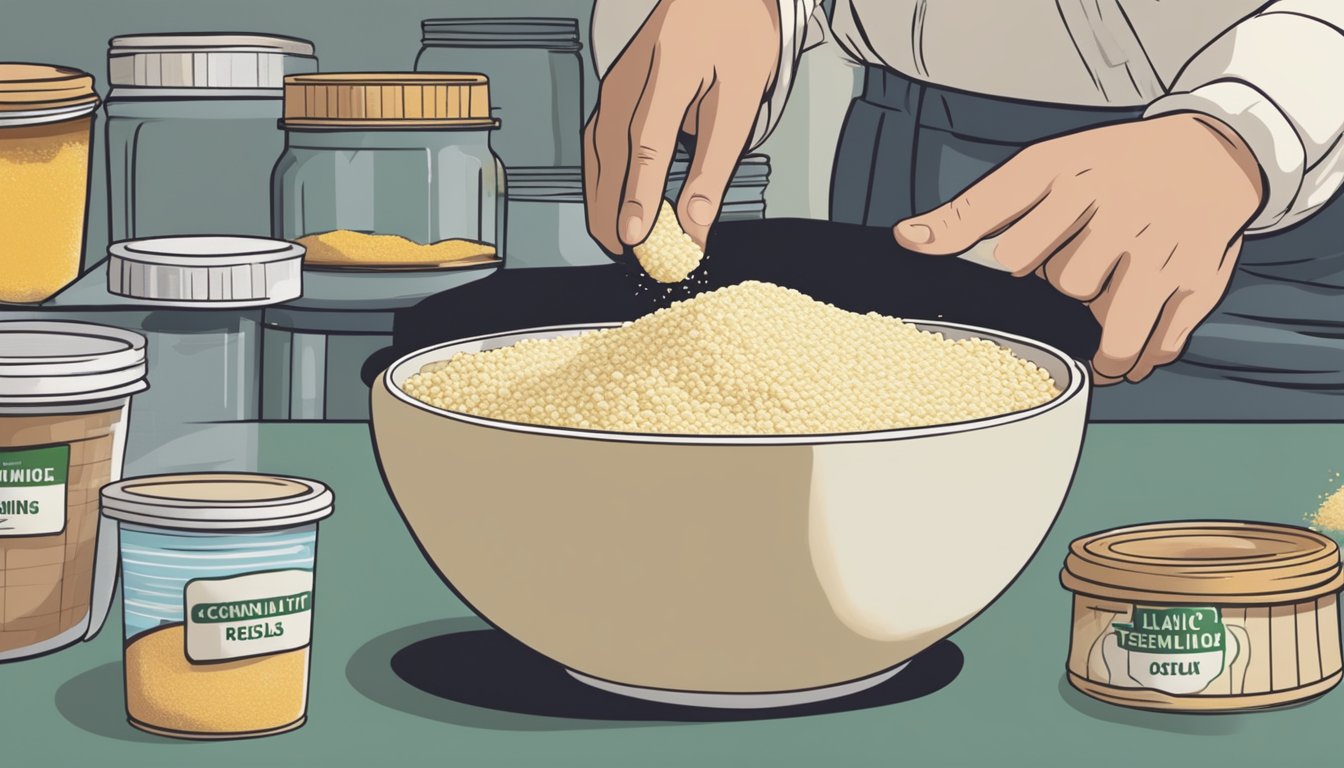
[{"xmin": 893, "ymin": 151, "xmax": 1052, "ymax": 255}]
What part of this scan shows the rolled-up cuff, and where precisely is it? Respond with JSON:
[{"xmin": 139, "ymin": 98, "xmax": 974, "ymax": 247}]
[{"xmin": 1143, "ymin": 80, "xmax": 1306, "ymax": 233}]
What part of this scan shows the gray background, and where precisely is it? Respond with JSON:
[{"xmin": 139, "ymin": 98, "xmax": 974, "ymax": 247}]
[{"xmin": 2, "ymin": 0, "xmax": 860, "ymax": 271}]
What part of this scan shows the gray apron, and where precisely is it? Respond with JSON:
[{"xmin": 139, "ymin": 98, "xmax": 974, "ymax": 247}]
[{"xmin": 832, "ymin": 66, "xmax": 1344, "ymax": 421}]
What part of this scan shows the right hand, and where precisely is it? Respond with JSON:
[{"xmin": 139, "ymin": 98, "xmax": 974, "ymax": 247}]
[{"xmin": 584, "ymin": 0, "xmax": 780, "ymax": 255}]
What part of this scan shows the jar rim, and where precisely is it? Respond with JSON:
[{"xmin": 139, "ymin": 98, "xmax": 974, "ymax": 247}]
[
  {"xmin": 102, "ymin": 472, "xmax": 334, "ymax": 531},
  {"xmin": 1060, "ymin": 520, "xmax": 1344, "ymax": 604}
]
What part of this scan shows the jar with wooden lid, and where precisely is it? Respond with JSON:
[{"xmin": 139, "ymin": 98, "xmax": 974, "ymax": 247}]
[
  {"xmin": 1061, "ymin": 521, "xmax": 1344, "ymax": 712},
  {"xmin": 271, "ymin": 72, "xmax": 506, "ymax": 270},
  {"xmin": 0, "ymin": 63, "xmax": 100, "ymax": 304}
]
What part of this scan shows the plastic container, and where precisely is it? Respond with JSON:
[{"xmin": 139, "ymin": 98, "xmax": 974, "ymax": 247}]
[
  {"xmin": 416, "ymin": 17, "xmax": 583, "ymax": 168},
  {"xmin": 100, "ymin": 236, "xmax": 304, "ymax": 474},
  {"xmin": 104, "ymin": 34, "xmax": 318, "ymax": 241},
  {"xmin": 1061, "ymin": 521, "xmax": 1344, "ymax": 712},
  {"xmin": 272, "ymin": 72, "xmax": 505, "ymax": 259},
  {"xmin": 505, "ymin": 166, "xmax": 607, "ymax": 269},
  {"xmin": 102, "ymin": 473, "xmax": 333, "ymax": 739},
  {"xmin": 0, "ymin": 64, "xmax": 100, "ymax": 304},
  {"xmin": 0, "ymin": 321, "xmax": 147, "ymax": 661}
]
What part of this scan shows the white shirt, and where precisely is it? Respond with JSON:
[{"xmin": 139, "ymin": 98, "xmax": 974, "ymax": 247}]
[{"xmin": 592, "ymin": 1, "xmax": 1344, "ymax": 234}]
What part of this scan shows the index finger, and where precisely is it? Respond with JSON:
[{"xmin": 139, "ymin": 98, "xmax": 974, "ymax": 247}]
[{"xmin": 1091, "ymin": 254, "xmax": 1179, "ymax": 379}]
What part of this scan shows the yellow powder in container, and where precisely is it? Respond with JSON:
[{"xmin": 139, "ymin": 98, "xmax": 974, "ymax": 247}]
[
  {"xmin": 298, "ymin": 229, "xmax": 497, "ymax": 268},
  {"xmin": 0, "ymin": 119, "xmax": 92, "ymax": 304},
  {"xmin": 125, "ymin": 624, "xmax": 309, "ymax": 737}
]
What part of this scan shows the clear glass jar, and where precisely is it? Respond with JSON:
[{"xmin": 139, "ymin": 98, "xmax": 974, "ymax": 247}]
[
  {"xmin": 416, "ymin": 18, "xmax": 583, "ymax": 168},
  {"xmin": 271, "ymin": 73, "xmax": 505, "ymax": 255},
  {"xmin": 104, "ymin": 34, "xmax": 318, "ymax": 241},
  {"xmin": 0, "ymin": 64, "xmax": 99, "ymax": 304}
]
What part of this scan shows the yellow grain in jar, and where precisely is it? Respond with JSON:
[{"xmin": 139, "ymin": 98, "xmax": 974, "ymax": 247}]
[
  {"xmin": 102, "ymin": 474, "xmax": 334, "ymax": 739},
  {"xmin": 0, "ymin": 64, "xmax": 100, "ymax": 304}
]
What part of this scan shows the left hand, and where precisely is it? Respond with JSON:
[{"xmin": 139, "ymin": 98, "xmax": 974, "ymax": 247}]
[{"xmin": 894, "ymin": 114, "xmax": 1265, "ymax": 384}]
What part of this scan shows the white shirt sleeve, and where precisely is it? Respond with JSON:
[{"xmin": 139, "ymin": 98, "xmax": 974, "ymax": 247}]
[
  {"xmin": 590, "ymin": 0, "xmax": 825, "ymax": 150},
  {"xmin": 1143, "ymin": 0, "xmax": 1344, "ymax": 233}
]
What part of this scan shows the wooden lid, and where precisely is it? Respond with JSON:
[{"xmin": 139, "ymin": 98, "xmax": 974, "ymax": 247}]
[
  {"xmin": 282, "ymin": 72, "xmax": 497, "ymax": 128},
  {"xmin": 1061, "ymin": 521, "xmax": 1344, "ymax": 605},
  {"xmin": 0, "ymin": 63, "xmax": 98, "ymax": 112}
]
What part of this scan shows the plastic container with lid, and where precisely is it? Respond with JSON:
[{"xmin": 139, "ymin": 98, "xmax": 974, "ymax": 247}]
[
  {"xmin": 0, "ymin": 63, "xmax": 100, "ymax": 304},
  {"xmin": 0, "ymin": 321, "xmax": 147, "ymax": 661},
  {"xmin": 271, "ymin": 72, "xmax": 506, "ymax": 262},
  {"xmin": 1061, "ymin": 520, "xmax": 1344, "ymax": 712},
  {"xmin": 102, "ymin": 472, "xmax": 333, "ymax": 738},
  {"xmin": 415, "ymin": 17, "xmax": 583, "ymax": 168},
  {"xmin": 104, "ymin": 33, "xmax": 318, "ymax": 241},
  {"xmin": 101, "ymin": 235, "xmax": 304, "ymax": 475}
]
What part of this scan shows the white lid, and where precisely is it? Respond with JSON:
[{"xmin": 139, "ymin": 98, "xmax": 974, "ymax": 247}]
[
  {"xmin": 108, "ymin": 235, "xmax": 305, "ymax": 307},
  {"xmin": 101, "ymin": 472, "xmax": 334, "ymax": 531},
  {"xmin": 0, "ymin": 321, "xmax": 148, "ymax": 405},
  {"xmin": 108, "ymin": 33, "xmax": 315, "ymax": 88}
]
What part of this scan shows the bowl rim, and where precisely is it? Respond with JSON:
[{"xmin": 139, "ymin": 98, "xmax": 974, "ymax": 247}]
[{"xmin": 381, "ymin": 320, "xmax": 1090, "ymax": 446}]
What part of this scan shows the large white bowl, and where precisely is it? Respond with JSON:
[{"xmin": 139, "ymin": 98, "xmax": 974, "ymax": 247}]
[{"xmin": 371, "ymin": 322, "xmax": 1089, "ymax": 698}]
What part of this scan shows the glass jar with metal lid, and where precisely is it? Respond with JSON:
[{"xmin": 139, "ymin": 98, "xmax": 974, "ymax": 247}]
[
  {"xmin": 271, "ymin": 72, "xmax": 505, "ymax": 261},
  {"xmin": 415, "ymin": 18, "xmax": 583, "ymax": 168},
  {"xmin": 0, "ymin": 63, "xmax": 100, "ymax": 304},
  {"xmin": 104, "ymin": 33, "xmax": 318, "ymax": 242}
]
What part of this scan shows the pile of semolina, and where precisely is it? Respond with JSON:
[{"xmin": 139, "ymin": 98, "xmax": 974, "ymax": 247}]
[{"xmin": 402, "ymin": 281, "xmax": 1060, "ymax": 435}]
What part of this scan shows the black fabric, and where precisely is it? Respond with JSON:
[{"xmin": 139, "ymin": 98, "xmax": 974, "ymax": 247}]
[{"xmin": 364, "ymin": 218, "xmax": 1100, "ymax": 383}]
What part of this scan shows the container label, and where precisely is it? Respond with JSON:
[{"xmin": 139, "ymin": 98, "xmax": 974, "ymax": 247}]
[
  {"xmin": 1111, "ymin": 606, "xmax": 1229, "ymax": 694},
  {"xmin": 184, "ymin": 569, "xmax": 314, "ymax": 663},
  {"xmin": 0, "ymin": 445, "xmax": 69, "ymax": 537}
]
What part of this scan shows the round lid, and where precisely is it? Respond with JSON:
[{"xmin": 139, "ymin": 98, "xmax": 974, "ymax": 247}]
[
  {"xmin": 282, "ymin": 72, "xmax": 497, "ymax": 128},
  {"xmin": 0, "ymin": 321, "xmax": 147, "ymax": 405},
  {"xmin": 421, "ymin": 17, "xmax": 581, "ymax": 50},
  {"xmin": 107, "ymin": 235, "xmax": 305, "ymax": 307},
  {"xmin": 1061, "ymin": 521, "xmax": 1344, "ymax": 605},
  {"xmin": 0, "ymin": 63, "xmax": 99, "ymax": 114},
  {"xmin": 107, "ymin": 33, "xmax": 314, "ymax": 89},
  {"xmin": 109, "ymin": 33, "xmax": 315, "ymax": 55},
  {"xmin": 102, "ymin": 473, "xmax": 333, "ymax": 531}
]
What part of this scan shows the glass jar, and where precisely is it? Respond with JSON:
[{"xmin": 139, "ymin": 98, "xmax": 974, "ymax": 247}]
[
  {"xmin": 105, "ymin": 34, "xmax": 318, "ymax": 242},
  {"xmin": 271, "ymin": 73, "xmax": 505, "ymax": 257},
  {"xmin": 416, "ymin": 17, "xmax": 583, "ymax": 168},
  {"xmin": 505, "ymin": 166, "xmax": 607, "ymax": 269},
  {"xmin": 0, "ymin": 321, "xmax": 147, "ymax": 661},
  {"xmin": 0, "ymin": 64, "xmax": 99, "ymax": 304},
  {"xmin": 101, "ymin": 473, "xmax": 333, "ymax": 739}
]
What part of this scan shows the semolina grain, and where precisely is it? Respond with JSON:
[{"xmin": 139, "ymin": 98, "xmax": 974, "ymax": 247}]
[
  {"xmin": 125, "ymin": 623, "xmax": 309, "ymax": 736},
  {"xmin": 298, "ymin": 229, "xmax": 497, "ymax": 268},
  {"xmin": 632, "ymin": 200, "xmax": 704, "ymax": 283},
  {"xmin": 402, "ymin": 280, "xmax": 1060, "ymax": 435}
]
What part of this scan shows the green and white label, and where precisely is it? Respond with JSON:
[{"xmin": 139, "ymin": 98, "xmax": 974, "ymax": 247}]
[
  {"xmin": 1112, "ymin": 606, "xmax": 1227, "ymax": 694},
  {"xmin": 184, "ymin": 569, "xmax": 314, "ymax": 663},
  {"xmin": 0, "ymin": 445, "xmax": 69, "ymax": 537}
]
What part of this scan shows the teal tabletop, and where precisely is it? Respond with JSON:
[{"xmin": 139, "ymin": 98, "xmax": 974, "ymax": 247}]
[{"xmin": 4, "ymin": 422, "xmax": 1342, "ymax": 767}]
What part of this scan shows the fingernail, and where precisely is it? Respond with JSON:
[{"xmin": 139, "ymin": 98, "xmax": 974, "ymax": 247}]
[
  {"xmin": 686, "ymin": 194, "xmax": 715, "ymax": 227},
  {"xmin": 619, "ymin": 201, "xmax": 645, "ymax": 244},
  {"xmin": 898, "ymin": 222, "xmax": 934, "ymax": 244}
]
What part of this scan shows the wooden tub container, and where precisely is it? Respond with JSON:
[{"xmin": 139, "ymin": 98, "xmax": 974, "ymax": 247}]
[{"xmin": 1061, "ymin": 521, "xmax": 1344, "ymax": 712}]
